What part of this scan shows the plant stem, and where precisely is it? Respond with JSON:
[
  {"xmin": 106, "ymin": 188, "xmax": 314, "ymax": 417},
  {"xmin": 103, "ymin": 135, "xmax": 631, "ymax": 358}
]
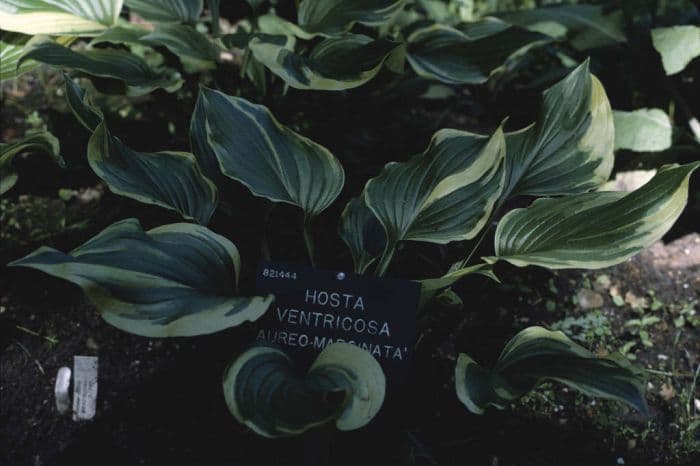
[
  {"xmin": 303, "ymin": 215, "xmax": 317, "ymax": 267},
  {"xmin": 645, "ymin": 368, "xmax": 694, "ymax": 378},
  {"xmin": 374, "ymin": 241, "xmax": 396, "ymax": 278},
  {"xmin": 457, "ymin": 224, "xmax": 492, "ymax": 269},
  {"xmin": 688, "ymin": 363, "xmax": 700, "ymax": 417},
  {"xmin": 260, "ymin": 202, "xmax": 273, "ymax": 262}
]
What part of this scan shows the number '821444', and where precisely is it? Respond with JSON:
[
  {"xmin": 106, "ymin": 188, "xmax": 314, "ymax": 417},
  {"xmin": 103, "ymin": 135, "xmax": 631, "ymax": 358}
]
[{"xmin": 262, "ymin": 268, "xmax": 298, "ymax": 280}]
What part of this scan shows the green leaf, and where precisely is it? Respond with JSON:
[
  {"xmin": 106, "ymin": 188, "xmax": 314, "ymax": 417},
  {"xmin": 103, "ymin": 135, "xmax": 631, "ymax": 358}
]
[
  {"xmin": 613, "ymin": 108, "xmax": 673, "ymax": 152},
  {"xmin": 125, "ymin": 0, "xmax": 202, "ymax": 23},
  {"xmin": 90, "ymin": 23, "xmax": 151, "ymax": 45},
  {"xmin": 1, "ymin": 32, "xmax": 73, "ymax": 81},
  {"xmin": 249, "ymin": 33, "xmax": 401, "ymax": 91},
  {"xmin": 9, "ymin": 218, "xmax": 273, "ymax": 337},
  {"xmin": 651, "ymin": 26, "xmax": 700, "ymax": 75},
  {"xmin": 456, "ymin": 327, "xmax": 647, "ymax": 415},
  {"xmin": 199, "ymin": 87, "xmax": 345, "ymax": 217},
  {"xmin": 189, "ymin": 90, "xmax": 221, "ymax": 182},
  {"xmin": 208, "ymin": 0, "xmax": 220, "ymax": 34},
  {"xmin": 418, "ymin": 263, "xmax": 498, "ymax": 307},
  {"xmin": 88, "ymin": 121, "xmax": 217, "ymax": 224},
  {"xmin": 500, "ymin": 5, "xmax": 626, "ymax": 50},
  {"xmin": 490, "ymin": 162, "xmax": 700, "ymax": 270},
  {"xmin": 257, "ymin": 13, "xmax": 315, "ymax": 40},
  {"xmin": 63, "ymin": 74, "xmax": 103, "ymax": 132},
  {"xmin": 1, "ymin": 130, "xmax": 64, "ymax": 195},
  {"xmin": 0, "ymin": 0, "xmax": 123, "ymax": 35},
  {"xmin": 365, "ymin": 126, "xmax": 505, "ymax": 247},
  {"xmin": 338, "ymin": 197, "xmax": 386, "ymax": 274},
  {"xmin": 406, "ymin": 19, "xmax": 549, "ymax": 84},
  {"xmin": 223, "ymin": 342, "xmax": 385, "ymax": 437},
  {"xmin": 502, "ymin": 60, "xmax": 614, "ymax": 199},
  {"xmin": 92, "ymin": 23, "xmax": 221, "ymax": 73},
  {"xmin": 62, "ymin": 76, "xmax": 217, "ymax": 223},
  {"xmin": 298, "ymin": 0, "xmax": 406, "ymax": 36},
  {"xmin": 140, "ymin": 23, "xmax": 221, "ymax": 72},
  {"xmin": 19, "ymin": 40, "xmax": 183, "ymax": 96}
]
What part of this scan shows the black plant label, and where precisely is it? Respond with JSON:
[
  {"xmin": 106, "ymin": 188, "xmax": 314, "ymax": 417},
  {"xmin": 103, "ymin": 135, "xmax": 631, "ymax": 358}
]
[{"xmin": 255, "ymin": 261, "xmax": 420, "ymax": 385}]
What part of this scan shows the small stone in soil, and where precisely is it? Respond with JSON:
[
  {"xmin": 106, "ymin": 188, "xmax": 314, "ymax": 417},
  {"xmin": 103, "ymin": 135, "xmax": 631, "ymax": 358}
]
[{"xmin": 576, "ymin": 289, "xmax": 604, "ymax": 309}]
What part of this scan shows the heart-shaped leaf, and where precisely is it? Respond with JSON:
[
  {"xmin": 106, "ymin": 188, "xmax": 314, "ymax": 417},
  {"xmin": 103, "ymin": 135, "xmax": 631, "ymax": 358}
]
[
  {"xmin": 88, "ymin": 122, "xmax": 218, "ymax": 224},
  {"xmin": 10, "ymin": 218, "xmax": 273, "ymax": 337},
  {"xmin": 298, "ymin": 0, "xmax": 406, "ymax": 36},
  {"xmin": 249, "ymin": 33, "xmax": 401, "ymax": 91},
  {"xmin": 490, "ymin": 162, "xmax": 699, "ymax": 270},
  {"xmin": 223, "ymin": 342, "xmax": 385, "ymax": 437},
  {"xmin": 364, "ymin": 126, "xmax": 505, "ymax": 274},
  {"xmin": 366, "ymin": 127, "xmax": 505, "ymax": 245},
  {"xmin": 406, "ymin": 19, "xmax": 548, "ymax": 84},
  {"xmin": 0, "ymin": 0, "xmax": 123, "ymax": 35},
  {"xmin": 1, "ymin": 130, "xmax": 64, "ymax": 195},
  {"xmin": 456, "ymin": 327, "xmax": 647, "ymax": 414},
  {"xmin": 200, "ymin": 87, "xmax": 345, "ymax": 217},
  {"xmin": 63, "ymin": 77, "xmax": 217, "ymax": 224},
  {"xmin": 20, "ymin": 40, "xmax": 183, "ymax": 96},
  {"xmin": 501, "ymin": 60, "xmax": 614, "ymax": 199},
  {"xmin": 125, "ymin": 0, "xmax": 202, "ymax": 23}
]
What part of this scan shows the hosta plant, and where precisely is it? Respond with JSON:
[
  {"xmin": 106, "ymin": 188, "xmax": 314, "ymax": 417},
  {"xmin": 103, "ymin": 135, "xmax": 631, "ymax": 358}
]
[{"xmin": 3, "ymin": 0, "xmax": 699, "ymax": 439}]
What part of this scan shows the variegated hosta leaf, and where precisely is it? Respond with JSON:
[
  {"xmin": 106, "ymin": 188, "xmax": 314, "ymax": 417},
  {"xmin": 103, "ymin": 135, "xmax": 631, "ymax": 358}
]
[
  {"xmin": 502, "ymin": 60, "xmax": 614, "ymax": 199},
  {"xmin": 223, "ymin": 342, "xmax": 385, "ymax": 437},
  {"xmin": 406, "ymin": 19, "xmax": 549, "ymax": 84},
  {"xmin": 63, "ymin": 74, "xmax": 102, "ymax": 131},
  {"xmin": 613, "ymin": 108, "xmax": 673, "ymax": 152},
  {"xmin": 1, "ymin": 130, "xmax": 64, "ymax": 195},
  {"xmin": 338, "ymin": 197, "xmax": 387, "ymax": 274},
  {"xmin": 63, "ymin": 77, "xmax": 217, "ymax": 224},
  {"xmin": 189, "ymin": 91, "xmax": 221, "ymax": 182},
  {"xmin": 9, "ymin": 218, "xmax": 273, "ymax": 337},
  {"xmin": 200, "ymin": 87, "xmax": 344, "ymax": 217},
  {"xmin": 1, "ymin": 32, "xmax": 73, "ymax": 81},
  {"xmin": 140, "ymin": 23, "xmax": 220, "ymax": 71},
  {"xmin": 125, "ymin": 0, "xmax": 202, "ymax": 23},
  {"xmin": 92, "ymin": 23, "xmax": 221, "ymax": 73},
  {"xmin": 298, "ymin": 0, "xmax": 406, "ymax": 36},
  {"xmin": 19, "ymin": 40, "xmax": 183, "ymax": 96},
  {"xmin": 365, "ymin": 126, "xmax": 505, "ymax": 248},
  {"xmin": 249, "ymin": 33, "xmax": 401, "ymax": 91},
  {"xmin": 651, "ymin": 25, "xmax": 700, "ymax": 76},
  {"xmin": 88, "ymin": 122, "xmax": 218, "ymax": 224},
  {"xmin": 256, "ymin": 13, "xmax": 315, "ymax": 40},
  {"xmin": 499, "ymin": 5, "xmax": 626, "ymax": 50},
  {"xmin": 0, "ymin": 0, "xmax": 123, "ymax": 35},
  {"xmin": 455, "ymin": 327, "xmax": 647, "ymax": 414},
  {"xmin": 89, "ymin": 23, "xmax": 149, "ymax": 44},
  {"xmin": 490, "ymin": 162, "xmax": 699, "ymax": 270}
]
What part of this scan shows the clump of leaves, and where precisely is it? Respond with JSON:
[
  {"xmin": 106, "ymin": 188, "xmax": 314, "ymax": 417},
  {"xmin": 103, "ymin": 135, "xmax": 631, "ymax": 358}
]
[{"xmin": 3, "ymin": 0, "xmax": 699, "ymax": 439}]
